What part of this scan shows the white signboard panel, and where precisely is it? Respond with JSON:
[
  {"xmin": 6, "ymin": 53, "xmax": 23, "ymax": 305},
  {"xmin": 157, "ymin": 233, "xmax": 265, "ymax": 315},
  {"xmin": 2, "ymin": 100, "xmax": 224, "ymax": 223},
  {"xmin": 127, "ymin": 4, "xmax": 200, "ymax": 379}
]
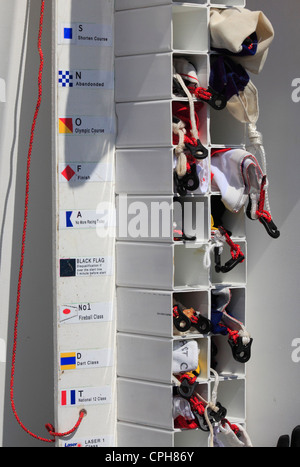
[{"xmin": 54, "ymin": 0, "xmax": 116, "ymax": 446}]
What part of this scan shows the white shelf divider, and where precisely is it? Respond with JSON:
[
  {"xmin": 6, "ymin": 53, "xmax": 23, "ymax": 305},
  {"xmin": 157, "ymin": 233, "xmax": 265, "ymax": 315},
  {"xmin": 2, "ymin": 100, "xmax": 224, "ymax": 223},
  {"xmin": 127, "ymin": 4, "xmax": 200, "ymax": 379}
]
[{"xmin": 115, "ymin": 0, "xmax": 248, "ymax": 447}]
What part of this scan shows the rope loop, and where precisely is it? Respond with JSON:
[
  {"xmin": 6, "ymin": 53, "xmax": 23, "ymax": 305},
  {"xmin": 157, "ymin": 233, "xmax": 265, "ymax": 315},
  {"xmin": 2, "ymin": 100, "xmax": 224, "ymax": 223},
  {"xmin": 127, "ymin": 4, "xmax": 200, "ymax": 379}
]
[{"xmin": 45, "ymin": 410, "xmax": 87, "ymax": 442}]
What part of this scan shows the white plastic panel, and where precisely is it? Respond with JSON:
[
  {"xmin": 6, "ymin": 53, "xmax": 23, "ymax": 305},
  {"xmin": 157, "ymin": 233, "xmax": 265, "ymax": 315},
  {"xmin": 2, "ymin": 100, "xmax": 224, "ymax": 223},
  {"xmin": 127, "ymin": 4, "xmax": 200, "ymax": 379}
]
[
  {"xmin": 115, "ymin": 0, "xmax": 172, "ymax": 10},
  {"xmin": 117, "ymin": 378, "xmax": 174, "ymax": 429},
  {"xmin": 210, "ymin": 1, "xmax": 245, "ymax": 6},
  {"xmin": 116, "ymin": 0, "xmax": 208, "ymax": 10},
  {"xmin": 172, "ymin": 5, "xmax": 209, "ymax": 52},
  {"xmin": 117, "ymin": 195, "xmax": 174, "ymax": 242},
  {"xmin": 116, "ymin": 101, "xmax": 173, "ymax": 148},
  {"xmin": 117, "ymin": 333, "xmax": 209, "ymax": 383},
  {"xmin": 117, "ymin": 422, "xmax": 175, "ymax": 447},
  {"xmin": 115, "ymin": 53, "xmax": 173, "ymax": 102},
  {"xmin": 115, "ymin": 52, "xmax": 208, "ymax": 103},
  {"xmin": 216, "ymin": 378, "xmax": 246, "ymax": 423},
  {"xmin": 117, "ymin": 288, "xmax": 210, "ymax": 338},
  {"xmin": 116, "ymin": 147, "xmax": 210, "ymax": 196},
  {"xmin": 115, "ymin": 148, "xmax": 174, "ymax": 195},
  {"xmin": 116, "ymin": 100, "xmax": 208, "ymax": 148},
  {"xmin": 173, "ymin": 243, "xmax": 210, "ymax": 288},
  {"xmin": 117, "ymin": 377, "xmax": 209, "ymax": 430},
  {"xmin": 116, "ymin": 242, "xmax": 210, "ymax": 289},
  {"xmin": 116, "ymin": 195, "xmax": 209, "ymax": 243},
  {"xmin": 173, "ymin": 428, "xmax": 210, "ymax": 447},
  {"xmin": 115, "ymin": 5, "xmax": 209, "ymax": 57},
  {"xmin": 115, "ymin": 6, "xmax": 173, "ymax": 56},
  {"xmin": 209, "ymin": 108, "xmax": 246, "ymax": 146},
  {"xmin": 117, "ymin": 421, "xmax": 210, "ymax": 447},
  {"xmin": 116, "ymin": 242, "xmax": 174, "ymax": 289},
  {"xmin": 117, "ymin": 288, "xmax": 174, "ymax": 337}
]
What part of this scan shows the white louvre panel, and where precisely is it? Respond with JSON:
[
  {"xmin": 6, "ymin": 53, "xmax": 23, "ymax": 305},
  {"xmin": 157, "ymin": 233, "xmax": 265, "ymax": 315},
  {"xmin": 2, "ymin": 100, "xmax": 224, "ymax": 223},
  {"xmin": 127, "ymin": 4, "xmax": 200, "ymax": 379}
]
[{"xmin": 53, "ymin": 0, "xmax": 116, "ymax": 446}]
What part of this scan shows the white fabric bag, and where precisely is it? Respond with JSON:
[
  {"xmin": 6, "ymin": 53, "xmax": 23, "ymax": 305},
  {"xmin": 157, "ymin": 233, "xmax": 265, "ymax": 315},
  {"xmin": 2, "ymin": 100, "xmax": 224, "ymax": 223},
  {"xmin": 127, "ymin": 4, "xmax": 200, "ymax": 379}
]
[
  {"xmin": 210, "ymin": 7, "xmax": 274, "ymax": 74},
  {"xmin": 211, "ymin": 148, "xmax": 264, "ymax": 213},
  {"xmin": 172, "ymin": 340, "xmax": 199, "ymax": 374}
]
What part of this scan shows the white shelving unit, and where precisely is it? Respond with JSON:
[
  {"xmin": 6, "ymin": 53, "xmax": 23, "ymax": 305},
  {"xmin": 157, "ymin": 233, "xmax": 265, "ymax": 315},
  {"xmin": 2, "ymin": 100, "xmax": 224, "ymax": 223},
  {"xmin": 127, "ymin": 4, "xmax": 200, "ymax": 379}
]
[{"xmin": 115, "ymin": 0, "xmax": 249, "ymax": 447}]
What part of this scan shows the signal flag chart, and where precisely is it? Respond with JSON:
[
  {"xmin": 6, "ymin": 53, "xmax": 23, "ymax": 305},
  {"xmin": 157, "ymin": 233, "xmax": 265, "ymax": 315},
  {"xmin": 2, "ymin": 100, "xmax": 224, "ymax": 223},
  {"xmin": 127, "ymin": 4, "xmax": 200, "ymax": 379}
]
[{"xmin": 54, "ymin": 0, "xmax": 116, "ymax": 447}]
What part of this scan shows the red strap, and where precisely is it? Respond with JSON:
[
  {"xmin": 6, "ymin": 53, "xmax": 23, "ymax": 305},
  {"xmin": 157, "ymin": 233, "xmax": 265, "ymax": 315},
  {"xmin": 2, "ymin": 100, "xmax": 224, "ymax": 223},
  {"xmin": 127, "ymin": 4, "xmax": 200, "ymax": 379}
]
[
  {"xmin": 222, "ymin": 418, "xmax": 240, "ymax": 436},
  {"xmin": 177, "ymin": 373, "xmax": 197, "ymax": 384},
  {"xmin": 174, "ymin": 416, "xmax": 198, "ymax": 430},
  {"xmin": 218, "ymin": 324, "xmax": 239, "ymax": 344},
  {"xmin": 173, "ymin": 305, "xmax": 179, "ymax": 318},
  {"xmin": 227, "ymin": 329, "xmax": 239, "ymax": 344},
  {"xmin": 188, "ymin": 85, "xmax": 212, "ymax": 101},
  {"xmin": 222, "ymin": 231, "xmax": 244, "ymax": 262},
  {"xmin": 172, "ymin": 101, "xmax": 202, "ymax": 147},
  {"xmin": 230, "ymin": 243, "xmax": 243, "ymax": 261},
  {"xmin": 190, "ymin": 396, "xmax": 206, "ymax": 416}
]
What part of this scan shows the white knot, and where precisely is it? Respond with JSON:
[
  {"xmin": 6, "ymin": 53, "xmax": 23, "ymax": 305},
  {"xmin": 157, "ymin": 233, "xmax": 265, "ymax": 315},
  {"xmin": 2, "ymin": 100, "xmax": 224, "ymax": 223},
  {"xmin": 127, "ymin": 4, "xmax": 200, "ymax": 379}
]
[
  {"xmin": 176, "ymin": 152, "xmax": 187, "ymax": 177},
  {"xmin": 239, "ymin": 329, "xmax": 251, "ymax": 346},
  {"xmin": 172, "ymin": 120, "xmax": 186, "ymax": 135}
]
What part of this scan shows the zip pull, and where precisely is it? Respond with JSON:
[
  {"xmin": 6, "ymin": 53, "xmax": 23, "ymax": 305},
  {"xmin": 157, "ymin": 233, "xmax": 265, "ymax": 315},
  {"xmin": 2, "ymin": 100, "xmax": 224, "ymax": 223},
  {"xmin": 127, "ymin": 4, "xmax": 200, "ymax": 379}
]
[
  {"xmin": 175, "ymin": 375, "xmax": 198, "ymax": 399},
  {"xmin": 190, "ymin": 313, "xmax": 212, "ymax": 335},
  {"xmin": 185, "ymin": 139, "xmax": 208, "ymax": 160},
  {"xmin": 174, "ymin": 162, "xmax": 200, "ymax": 196},
  {"xmin": 207, "ymin": 87, "xmax": 227, "ymax": 110},
  {"xmin": 228, "ymin": 334, "xmax": 253, "ymax": 363}
]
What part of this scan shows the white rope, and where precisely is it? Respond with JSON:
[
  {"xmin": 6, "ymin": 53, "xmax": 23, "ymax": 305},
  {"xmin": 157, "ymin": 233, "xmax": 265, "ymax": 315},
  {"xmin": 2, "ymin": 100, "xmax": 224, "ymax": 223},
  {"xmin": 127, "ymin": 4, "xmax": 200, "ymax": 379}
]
[
  {"xmin": 213, "ymin": 287, "xmax": 251, "ymax": 345},
  {"xmin": 203, "ymin": 230, "xmax": 225, "ymax": 269},
  {"xmin": 210, "ymin": 368, "xmax": 219, "ymax": 406},
  {"xmin": 233, "ymin": 90, "xmax": 271, "ymax": 215},
  {"xmin": 222, "ymin": 312, "xmax": 251, "ymax": 345},
  {"xmin": 247, "ymin": 122, "xmax": 271, "ymax": 214},
  {"xmin": 172, "ymin": 120, "xmax": 187, "ymax": 177},
  {"xmin": 173, "ymin": 72, "xmax": 209, "ymax": 183},
  {"xmin": 173, "ymin": 72, "xmax": 199, "ymax": 140},
  {"xmin": 194, "ymin": 368, "xmax": 221, "ymax": 448},
  {"xmin": 248, "ymin": 192, "xmax": 260, "ymax": 220},
  {"xmin": 193, "ymin": 366, "xmax": 252, "ymax": 447}
]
